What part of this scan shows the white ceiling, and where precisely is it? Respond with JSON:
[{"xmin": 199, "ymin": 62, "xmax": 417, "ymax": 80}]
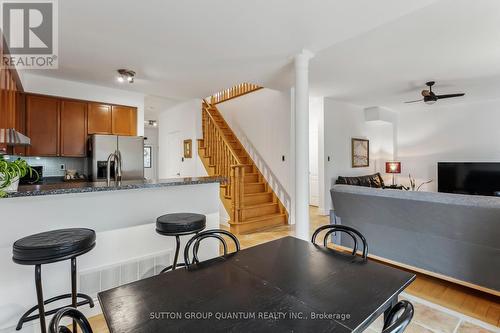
[
  {"xmin": 143, "ymin": 95, "xmax": 182, "ymax": 121},
  {"xmin": 309, "ymin": 0, "xmax": 500, "ymax": 109},
  {"xmin": 26, "ymin": 0, "xmax": 437, "ymax": 100}
]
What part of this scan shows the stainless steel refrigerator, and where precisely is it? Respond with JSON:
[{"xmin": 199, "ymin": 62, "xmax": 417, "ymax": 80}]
[{"xmin": 89, "ymin": 135, "xmax": 144, "ymax": 181}]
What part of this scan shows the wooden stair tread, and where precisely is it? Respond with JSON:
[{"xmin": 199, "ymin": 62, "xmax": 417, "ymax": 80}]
[
  {"xmin": 244, "ymin": 192, "xmax": 271, "ymax": 197},
  {"xmin": 239, "ymin": 213, "xmax": 286, "ymax": 224},
  {"xmin": 243, "ymin": 202, "xmax": 278, "ymax": 209}
]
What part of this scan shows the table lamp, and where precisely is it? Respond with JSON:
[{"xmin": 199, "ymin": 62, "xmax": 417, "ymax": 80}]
[{"xmin": 385, "ymin": 161, "xmax": 401, "ymax": 186}]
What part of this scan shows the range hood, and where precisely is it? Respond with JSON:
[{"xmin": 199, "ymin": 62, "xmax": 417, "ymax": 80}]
[{"xmin": 0, "ymin": 128, "xmax": 31, "ymax": 146}]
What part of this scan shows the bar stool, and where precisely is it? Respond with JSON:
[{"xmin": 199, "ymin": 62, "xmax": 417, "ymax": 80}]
[
  {"xmin": 156, "ymin": 213, "xmax": 206, "ymax": 273},
  {"xmin": 12, "ymin": 228, "xmax": 96, "ymax": 333}
]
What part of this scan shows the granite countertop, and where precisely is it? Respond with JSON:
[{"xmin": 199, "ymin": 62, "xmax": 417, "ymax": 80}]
[{"xmin": 5, "ymin": 176, "xmax": 226, "ymax": 198}]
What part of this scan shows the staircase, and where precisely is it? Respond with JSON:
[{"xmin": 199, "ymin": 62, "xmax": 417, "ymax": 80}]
[{"xmin": 198, "ymin": 85, "xmax": 288, "ymax": 234}]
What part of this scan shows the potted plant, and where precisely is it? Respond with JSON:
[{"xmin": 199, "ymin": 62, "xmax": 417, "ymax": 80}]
[{"xmin": 0, "ymin": 156, "xmax": 38, "ymax": 197}]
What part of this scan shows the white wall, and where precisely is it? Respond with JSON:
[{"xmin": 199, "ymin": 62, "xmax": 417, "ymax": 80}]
[
  {"xmin": 398, "ymin": 99, "xmax": 500, "ymax": 191},
  {"xmin": 320, "ymin": 98, "xmax": 395, "ymax": 213},
  {"xmin": 21, "ymin": 73, "xmax": 145, "ymax": 136},
  {"xmin": 217, "ymin": 88, "xmax": 292, "ymax": 211},
  {"xmin": 158, "ymin": 99, "xmax": 206, "ymax": 178},
  {"xmin": 144, "ymin": 127, "xmax": 159, "ymax": 179}
]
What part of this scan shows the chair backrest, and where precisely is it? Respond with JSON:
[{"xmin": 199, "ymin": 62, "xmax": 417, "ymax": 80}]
[
  {"xmin": 184, "ymin": 229, "xmax": 240, "ymax": 266},
  {"xmin": 311, "ymin": 225, "xmax": 368, "ymax": 259},
  {"xmin": 49, "ymin": 307, "xmax": 93, "ymax": 333},
  {"xmin": 382, "ymin": 300, "xmax": 414, "ymax": 333}
]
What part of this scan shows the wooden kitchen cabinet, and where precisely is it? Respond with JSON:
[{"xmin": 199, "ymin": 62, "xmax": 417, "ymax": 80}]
[
  {"xmin": 26, "ymin": 95, "xmax": 60, "ymax": 156},
  {"xmin": 8, "ymin": 91, "xmax": 137, "ymax": 157},
  {"xmin": 60, "ymin": 100, "xmax": 87, "ymax": 156},
  {"xmin": 88, "ymin": 103, "xmax": 112, "ymax": 134},
  {"xmin": 112, "ymin": 105, "xmax": 137, "ymax": 136}
]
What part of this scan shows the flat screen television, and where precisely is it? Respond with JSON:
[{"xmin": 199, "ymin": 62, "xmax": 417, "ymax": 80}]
[{"xmin": 438, "ymin": 162, "xmax": 500, "ymax": 196}]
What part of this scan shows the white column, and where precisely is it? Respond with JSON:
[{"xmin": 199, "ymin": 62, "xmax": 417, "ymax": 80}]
[{"xmin": 294, "ymin": 50, "xmax": 313, "ymax": 240}]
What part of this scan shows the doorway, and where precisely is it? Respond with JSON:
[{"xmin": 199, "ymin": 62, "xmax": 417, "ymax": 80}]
[{"xmin": 166, "ymin": 131, "xmax": 183, "ymax": 177}]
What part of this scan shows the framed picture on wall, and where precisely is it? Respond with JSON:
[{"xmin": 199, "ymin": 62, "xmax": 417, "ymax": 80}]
[
  {"xmin": 352, "ymin": 138, "xmax": 369, "ymax": 168},
  {"xmin": 183, "ymin": 139, "xmax": 192, "ymax": 158},
  {"xmin": 144, "ymin": 146, "xmax": 152, "ymax": 168}
]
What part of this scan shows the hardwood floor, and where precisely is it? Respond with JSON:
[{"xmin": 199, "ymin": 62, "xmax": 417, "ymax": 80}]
[{"xmin": 83, "ymin": 206, "xmax": 499, "ymax": 331}]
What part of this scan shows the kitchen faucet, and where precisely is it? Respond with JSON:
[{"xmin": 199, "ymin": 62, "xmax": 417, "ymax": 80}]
[{"xmin": 106, "ymin": 150, "xmax": 122, "ymax": 185}]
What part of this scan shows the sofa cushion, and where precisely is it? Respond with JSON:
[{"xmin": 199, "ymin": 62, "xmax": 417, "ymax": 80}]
[{"xmin": 336, "ymin": 173, "xmax": 385, "ymax": 188}]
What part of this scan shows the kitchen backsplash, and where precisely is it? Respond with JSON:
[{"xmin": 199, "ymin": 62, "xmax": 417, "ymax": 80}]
[{"xmin": 5, "ymin": 156, "xmax": 87, "ymax": 177}]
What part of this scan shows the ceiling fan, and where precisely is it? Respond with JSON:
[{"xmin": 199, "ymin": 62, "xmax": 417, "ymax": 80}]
[{"xmin": 405, "ymin": 81, "xmax": 465, "ymax": 104}]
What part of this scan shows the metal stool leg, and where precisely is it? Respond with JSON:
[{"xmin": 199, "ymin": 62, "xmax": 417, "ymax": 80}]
[
  {"xmin": 71, "ymin": 257, "xmax": 78, "ymax": 333},
  {"xmin": 35, "ymin": 264, "xmax": 47, "ymax": 333},
  {"xmin": 16, "ymin": 259, "xmax": 95, "ymax": 331},
  {"xmin": 160, "ymin": 235, "xmax": 185, "ymax": 273},
  {"xmin": 172, "ymin": 235, "xmax": 180, "ymax": 270}
]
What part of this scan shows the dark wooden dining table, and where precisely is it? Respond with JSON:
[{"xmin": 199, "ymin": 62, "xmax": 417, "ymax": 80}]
[{"xmin": 98, "ymin": 236, "xmax": 415, "ymax": 332}]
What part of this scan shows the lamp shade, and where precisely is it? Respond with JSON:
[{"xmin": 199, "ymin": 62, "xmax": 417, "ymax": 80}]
[{"xmin": 385, "ymin": 161, "xmax": 401, "ymax": 174}]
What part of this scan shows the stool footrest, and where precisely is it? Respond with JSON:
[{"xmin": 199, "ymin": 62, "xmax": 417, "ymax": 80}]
[
  {"xmin": 15, "ymin": 293, "xmax": 94, "ymax": 331},
  {"xmin": 161, "ymin": 262, "xmax": 186, "ymax": 273}
]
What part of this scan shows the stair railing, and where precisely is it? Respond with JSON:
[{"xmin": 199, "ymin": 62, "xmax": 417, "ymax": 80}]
[
  {"xmin": 201, "ymin": 100, "xmax": 248, "ymax": 223},
  {"xmin": 210, "ymin": 83, "xmax": 262, "ymax": 105}
]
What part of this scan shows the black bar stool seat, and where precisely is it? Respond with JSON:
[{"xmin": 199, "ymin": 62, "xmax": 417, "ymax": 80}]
[
  {"xmin": 13, "ymin": 228, "xmax": 96, "ymax": 265},
  {"xmin": 156, "ymin": 213, "xmax": 206, "ymax": 273},
  {"xmin": 12, "ymin": 228, "xmax": 96, "ymax": 333},
  {"xmin": 156, "ymin": 213, "xmax": 206, "ymax": 235}
]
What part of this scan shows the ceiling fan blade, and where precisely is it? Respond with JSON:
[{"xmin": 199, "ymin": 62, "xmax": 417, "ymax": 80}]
[
  {"xmin": 436, "ymin": 93, "xmax": 465, "ymax": 99},
  {"xmin": 404, "ymin": 99, "xmax": 423, "ymax": 103}
]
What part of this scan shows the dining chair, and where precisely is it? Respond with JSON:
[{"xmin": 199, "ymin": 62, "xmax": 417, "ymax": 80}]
[
  {"xmin": 184, "ymin": 229, "xmax": 240, "ymax": 266},
  {"xmin": 311, "ymin": 225, "xmax": 368, "ymax": 259},
  {"xmin": 382, "ymin": 300, "xmax": 414, "ymax": 333},
  {"xmin": 49, "ymin": 307, "xmax": 93, "ymax": 333}
]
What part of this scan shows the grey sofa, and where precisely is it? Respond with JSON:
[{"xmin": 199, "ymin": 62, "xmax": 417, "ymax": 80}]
[{"xmin": 331, "ymin": 185, "xmax": 500, "ymax": 294}]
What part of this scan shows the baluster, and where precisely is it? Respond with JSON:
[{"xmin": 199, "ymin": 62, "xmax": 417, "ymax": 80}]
[
  {"xmin": 214, "ymin": 135, "xmax": 218, "ymax": 175},
  {"xmin": 240, "ymin": 166, "xmax": 245, "ymax": 213},
  {"xmin": 230, "ymin": 166, "xmax": 237, "ymax": 222},
  {"xmin": 205, "ymin": 118, "xmax": 209, "ymax": 155},
  {"xmin": 217, "ymin": 136, "xmax": 222, "ymax": 175},
  {"xmin": 210, "ymin": 122, "xmax": 214, "ymax": 160},
  {"xmin": 224, "ymin": 147, "xmax": 229, "ymax": 181},
  {"xmin": 229, "ymin": 157, "xmax": 234, "ymax": 200},
  {"xmin": 207, "ymin": 120, "xmax": 211, "ymax": 158},
  {"xmin": 225, "ymin": 148, "xmax": 229, "ymax": 196}
]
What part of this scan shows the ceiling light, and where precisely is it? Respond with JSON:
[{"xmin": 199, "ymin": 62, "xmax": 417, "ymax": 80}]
[
  {"xmin": 117, "ymin": 69, "xmax": 136, "ymax": 84},
  {"xmin": 145, "ymin": 120, "xmax": 158, "ymax": 127}
]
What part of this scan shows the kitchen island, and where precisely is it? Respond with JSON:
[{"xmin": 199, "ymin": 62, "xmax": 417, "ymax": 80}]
[{"xmin": 0, "ymin": 176, "xmax": 224, "ymax": 332}]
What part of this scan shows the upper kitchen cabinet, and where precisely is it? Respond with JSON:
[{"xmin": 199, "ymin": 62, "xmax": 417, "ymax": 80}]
[
  {"xmin": 26, "ymin": 95, "xmax": 60, "ymax": 156},
  {"xmin": 112, "ymin": 105, "xmax": 137, "ymax": 136},
  {"xmin": 88, "ymin": 103, "xmax": 112, "ymax": 135},
  {"xmin": 60, "ymin": 100, "xmax": 87, "ymax": 157},
  {"xmin": 88, "ymin": 104, "xmax": 137, "ymax": 136}
]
